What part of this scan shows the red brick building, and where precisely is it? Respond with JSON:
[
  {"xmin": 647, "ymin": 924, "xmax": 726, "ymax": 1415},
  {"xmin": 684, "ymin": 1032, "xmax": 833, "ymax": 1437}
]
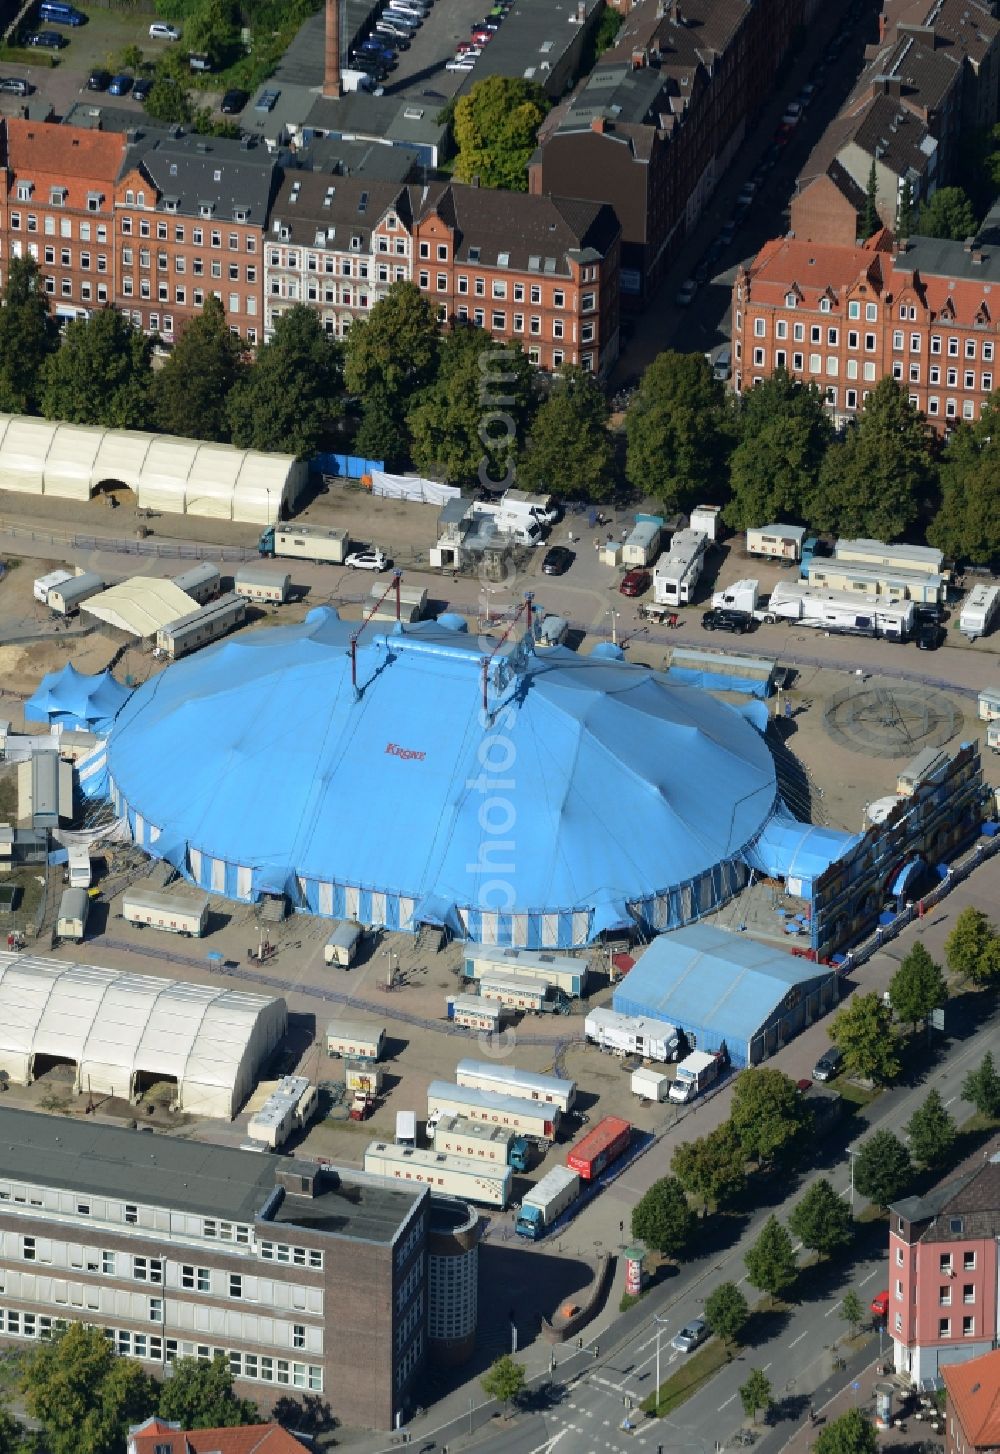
[
  {"xmin": 942, "ymin": 1349, "xmax": 1000, "ymax": 1454},
  {"xmin": 0, "ymin": 119, "xmax": 127, "ymax": 320},
  {"xmin": 127, "ymin": 1417, "xmax": 312, "ymax": 1454},
  {"xmin": 732, "ymin": 229, "xmax": 1000, "ymax": 430}
]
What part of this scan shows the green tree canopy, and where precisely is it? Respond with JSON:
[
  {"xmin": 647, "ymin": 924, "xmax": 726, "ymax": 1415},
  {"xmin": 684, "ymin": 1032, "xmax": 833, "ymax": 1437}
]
[
  {"xmin": 807, "ymin": 378, "xmax": 935, "ymax": 541},
  {"xmin": 228, "ymin": 304, "xmax": 341, "ymax": 458},
  {"xmin": 853, "ymin": 1129, "xmax": 912, "ymax": 1208},
  {"xmin": 481, "ymin": 1354, "xmax": 525, "ymax": 1413},
  {"xmin": 144, "ymin": 75, "xmax": 194, "ymax": 125},
  {"xmin": 407, "ymin": 328, "xmax": 536, "ymax": 487},
  {"xmin": 861, "ymin": 161, "xmax": 880, "ymax": 240},
  {"xmin": 917, "ymin": 186, "xmax": 978, "ymax": 240},
  {"xmin": 829, "ymin": 992, "xmax": 900, "ymax": 1085},
  {"xmin": 0, "ymin": 1398, "xmax": 30, "ymax": 1453},
  {"xmin": 625, "ymin": 350, "xmax": 730, "ymax": 513},
  {"xmin": 353, "ymin": 384, "xmax": 410, "ymax": 469},
  {"xmin": 726, "ymin": 370, "xmax": 832, "ymax": 530},
  {"xmin": 729, "ymin": 1067, "xmax": 809, "ymax": 1166},
  {"xmin": 928, "ymin": 398, "xmax": 1000, "ymax": 566},
  {"xmin": 343, "ymin": 281, "xmax": 439, "ymax": 408},
  {"xmin": 888, "ymin": 942, "xmax": 948, "ymax": 1035},
  {"xmin": 453, "ymin": 77, "xmax": 548, "ymax": 191},
  {"xmin": 0, "ymin": 255, "xmax": 59, "ymax": 415},
  {"xmin": 739, "ymin": 1368, "xmax": 773, "ymax": 1423},
  {"xmin": 961, "ymin": 1050, "xmax": 1000, "ymax": 1119},
  {"xmin": 945, "ymin": 907, "xmax": 998, "ymax": 983},
  {"xmin": 184, "ymin": 0, "xmax": 239, "ymax": 65},
  {"xmin": 840, "ymin": 1290, "xmax": 864, "ymax": 1338},
  {"xmin": 518, "ymin": 365, "xmax": 615, "ymax": 501},
  {"xmin": 158, "ymin": 1353, "xmax": 258, "ymax": 1429},
  {"xmin": 788, "ymin": 1177, "xmax": 853, "ymax": 1258},
  {"xmin": 705, "ymin": 1281, "xmax": 749, "ymax": 1346},
  {"xmin": 154, "ymin": 294, "xmax": 245, "ymax": 442},
  {"xmin": 670, "ymin": 1122, "xmax": 747, "ymax": 1212},
  {"xmin": 630, "ymin": 1176, "xmax": 695, "ymax": 1259},
  {"xmin": 21, "ymin": 1321, "xmax": 156, "ymax": 1454},
  {"xmin": 744, "ymin": 1214, "xmax": 797, "ymax": 1298},
  {"xmin": 41, "ymin": 307, "xmax": 153, "ymax": 429},
  {"xmin": 815, "ymin": 1408, "xmax": 879, "ymax": 1454},
  {"xmin": 906, "ymin": 1088, "xmax": 956, "ymax": 1169}
]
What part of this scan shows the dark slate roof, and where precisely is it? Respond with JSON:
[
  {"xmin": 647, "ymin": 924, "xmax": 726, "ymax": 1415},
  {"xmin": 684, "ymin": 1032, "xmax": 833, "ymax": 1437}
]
[
  {"xmin": 851, "ymin": 92, "xmax": 938, "ymax": 177},
  {"xmin": 892, "ymin": 232, "xmax": 1000, "ymax": 284},
  {"xmin": 472, "ymin": 0, "xmax": 604, "ymax": 87},
  {"xmin": 296, "ymin": 136, "xmax": 421, "ymax": 183},
  {"xmin": 268, "ymin": 171, "xmax": 409, "ymax": 248},
  {"xmin": 413, "ymin": 181, "xmax": 620, "ymax": 270},
  {"xmin": 129, "ymin": 133, "xmax": 278, "ymax": 225}
]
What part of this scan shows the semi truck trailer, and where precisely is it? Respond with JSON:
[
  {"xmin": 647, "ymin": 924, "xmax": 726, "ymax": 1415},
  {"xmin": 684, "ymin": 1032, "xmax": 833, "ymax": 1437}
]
[
  {"xmin": 364, "ymin": 1140, "xmax": 512, "ymax": 1208},
  {"xmin": 514, "ymin": 1165, "xmax": 581, "ymax": 1239},
  {"xmin": 431, "ymin": 1113, "xmax": 530, "ymax": 1171},
  {"xmin": 426, "ymin": 1081, "xmax": 560, "ymax": 1142},
  {"xmin": 566, "ymin": 1116, "xmax": 632, "ymax": 1180}
]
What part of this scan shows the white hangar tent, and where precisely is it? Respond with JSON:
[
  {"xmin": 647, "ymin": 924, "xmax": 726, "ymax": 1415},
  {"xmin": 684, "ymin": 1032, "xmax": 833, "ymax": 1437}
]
[
  {"xmin": 81, "ymin": 576, "xmax": 200, "ymax": 639},
  {"xmin": 0, "ymin": 952, "xmax": 287, "ymax": 1118},
  {"xmin": 0, "ymin": 414, "xmax": 306, "ymax": 524}
]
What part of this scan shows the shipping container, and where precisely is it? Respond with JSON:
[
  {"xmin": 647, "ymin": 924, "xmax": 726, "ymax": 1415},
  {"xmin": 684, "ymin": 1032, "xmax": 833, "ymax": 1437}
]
[
  {"xmin": 690, "ymin": 505, "xmax": 722, "ymax": 541},
  {"xmin": 56, "ymin": 886, "xmax": 89, "ymax": 942},
  {"xmin": 48, "ymin": 571, "xmax": 104, "ymax": 617},
  {"xmin": 446, "ymin": 995, "xmax": 503, "ymax": 1033},
  {"xmin": 172, "ymin": 562, "xmax": 221, "ymax": 605},
  {"xmin": 234, "ymin": 563, "xmax": 291, "ymax": 604},
  {"xmin": 463, "ymin": 946, "xmax": 587, "ymax": 998},
  {"xmin": 363, "ymin": 1140, "xmax": 512, "ymax": 1208},
  {"xmin": 585, "ymin": 1007, "xmax": 679, "ymax": 1062},
  {"xmin": 456, "ymin": 1057, "xmax": 576, "ymax": 1113},
  {"xmin": 325, "ymin": 1017, "xmax": 385, "ymax": 1061},
  {"xmin": 323, "ymin": 920, "xmax": 363, "ymax": 967},
  {"xmin": 156, "ymin": 593, "xmax": 246, "ymax": 660},
  {"xmin": 431, "ymin": 1113, "xmax": 527, "ymax": 1168},
  {"xmin": 515, "ymin": 1165, "xmax": 580, "ymax": 1238},
  {"xmin": 426, "ymin": 1081, "xmax": 560, "ymax": 1141},
  {"xmin": 566, "ymin": 1115, "xmax": 631, "ymax": 1180},
  {"xmin": 122, "ymin": 888, "xmax": 210, "ymax": 937}
]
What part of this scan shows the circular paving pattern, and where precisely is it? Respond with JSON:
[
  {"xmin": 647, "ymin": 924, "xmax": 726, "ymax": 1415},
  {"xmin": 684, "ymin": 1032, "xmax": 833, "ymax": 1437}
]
[{"xmin": 823, "ymin": 677, "xmax": 963, "ymax": 757}]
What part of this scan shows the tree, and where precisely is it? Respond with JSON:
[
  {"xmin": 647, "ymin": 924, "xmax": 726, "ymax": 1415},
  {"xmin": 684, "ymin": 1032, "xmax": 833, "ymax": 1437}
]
[
  {"xmin": 671, "ymin": 1122, "xmax": 746, "ymax": 1212},
  {"xmin": 897, "ymin": 177, "xmax": 917, "ymax": 236},
  {"xmin": 21, "ymin": 1321, "xmax": 156, "ymax": 1454},
  {"xmin": 407, "ymin": 327, "xmax": 536, "ymax": 486},
  {"xmin": 154, "ymin": 294, "xmax": 245, "ymax": 442},
  {"xmin": 144, "ymin": 75, "xmax": 194, "ymax": 125},
  {"xmin": 739, "ymin": 1368, "xmax": 773, "ymax": 1424},
  {"xmin": 888, "ymin": 942, "xmax": 948, "ymax": 1035},
  {"xmin": 789, "ymin": 1177, "xmax": 853, "ymax": 1258},
  {"xmin": 228, "ymin": 304, "xmax": 341, "ymax": 458},
  {"xmin": 744, "ymin": 1214, "xmax": 797, "ymax": 1298},
  {"xmin": 481, "ymin": 1354, "xmax": 525, "ymax": 1414},
  {"xmin": 906, "ymin": 1088, "xmax": 956, "ymax": 1169},
  {"xmin": 518, "ymin": 365, "xmax": 615, "ymax": 501},
  {"xmin": 0, "ymin": 255, "xmax": 59, "ymax": 415},
  {"xmin": 815, "ymin": 1408, "xmax": 878, "ymax": 1454},
  {"xmin": 453, "ymin": 77, "xmax": 548, "ymax": 190},
  {"xmin": 158, "ymin": 1353, "xmax": 258, "ymax": 1429},
  {"xmin": 929, "ymin": 399, "xmax": 1000, "ymax": 565},
  {"xmin": 625, "ymin": 350, "xmax": 730, "ymax": 513},
  {"xmin": 853, "ymin": 1129, "xmax": 912, "ymax": 1208},
  {"xmin": 861, "ymin": 161, "xmax": 880, "ymax": 240},
  {"xmin": 353, "ymin": 384, "xmax": 409, "ymax": 469},
  {"xmin": 41, "ymin": 307, "xmax": 153, "ymax": 429},
  {"xmin": 343, "ymin": 281, "xmax": 439, "ymax": 410},
  {"xmin": 0, "ymin": 1399, "xmax": 29, "ymax": 1453},
  {"xmin": 829, "ymin": 993, "xmax": 900, "ymax": 1085},
  {"xmin": 726, "ymin": 370, "xmax": 832, "ymax": 530},
  {"xmin": 945, "ymin": 907, "xmax": 999, "ymax": 984},
  {"xmin": 917, "ymin": 186, "xmax": 978, "ymax": 241},
  {"xmin": 729, "ymin": 1067, "xmax": 809, "ymax": 1166},
  {"xmin": 840, "ymin": 1289, "xmax": 864, "ymax": 1338},
  {"xmin": 630, "ymin": 1176, "xmax": 695, "ymax": 1259},
  {"xmin": 809, "ymin": 378, "xmax": 936, "ymax": 541},
  {"xmin": 961, "ymin": 1050, "xmax": 1000, "ymax": 1119},
  {"xmin": 705, "ymin": 1281, "xmax": 749, "ymax": 1347},
  {"xmin": 184, "ymin": 0, "xmax": 239, "ymax": 66}
]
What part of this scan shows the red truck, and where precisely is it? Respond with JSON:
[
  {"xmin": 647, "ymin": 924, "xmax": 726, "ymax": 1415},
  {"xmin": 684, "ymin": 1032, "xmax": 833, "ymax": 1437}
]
[{"xmin": 566, "ymin": 1115, "xmax": 632, "ymax": 1180}]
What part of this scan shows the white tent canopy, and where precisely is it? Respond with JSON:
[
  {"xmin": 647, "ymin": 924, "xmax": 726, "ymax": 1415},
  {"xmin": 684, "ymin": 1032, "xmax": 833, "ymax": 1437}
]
[
  {"xmin": 82, "ymin": 577, "xmax": 199, "ymax": 637},
  {"xmin": 0, "ymin": 953, "xmax": 287, "ymax": 1117},
  {"xmin": 0, "ymin": 415, "xmax": 307, "ymax": 523}
]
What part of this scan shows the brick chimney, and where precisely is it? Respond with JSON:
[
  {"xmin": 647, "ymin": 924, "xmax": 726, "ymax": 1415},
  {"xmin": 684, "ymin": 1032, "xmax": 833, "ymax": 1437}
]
[{"xmin": 324, "ymin": 0, "xmax": 341, "ymax": 98}]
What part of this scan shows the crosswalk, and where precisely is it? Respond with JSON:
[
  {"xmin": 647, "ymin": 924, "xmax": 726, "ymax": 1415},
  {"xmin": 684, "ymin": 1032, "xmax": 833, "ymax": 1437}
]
[{"xmin": 537, "ymin": 1398, "xmax": 658, "ymax": 1454}]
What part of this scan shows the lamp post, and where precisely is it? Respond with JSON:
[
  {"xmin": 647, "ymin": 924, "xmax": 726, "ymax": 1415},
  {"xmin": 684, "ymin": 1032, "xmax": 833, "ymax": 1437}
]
[{"xmin": 607, "ymin": 607, "xmax": 620, "ymax": 645}]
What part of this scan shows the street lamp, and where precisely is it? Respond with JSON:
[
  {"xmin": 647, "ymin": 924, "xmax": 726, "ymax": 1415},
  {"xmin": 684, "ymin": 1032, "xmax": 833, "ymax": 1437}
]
[{"xmin": 607, "ymin": 607, "xmax": 620, "ymax": 645}]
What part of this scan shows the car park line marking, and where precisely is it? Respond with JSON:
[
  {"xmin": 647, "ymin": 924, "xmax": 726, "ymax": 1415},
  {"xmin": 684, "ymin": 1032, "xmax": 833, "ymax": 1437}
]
[
  {"xmin": 860, "ymin": 1270, "xmax": 878, "ymax": 1286},
  {"xmin": 944, "ymin": 1095, "xmax": 956, "ymax": 1106},
  {"xmin": 719, "ymin": 1393, "xmax": 738, "ymax": 1409},
  {"xmin": 790, "ymin": 1332, "xmax": 807, "ymax": 1346}
]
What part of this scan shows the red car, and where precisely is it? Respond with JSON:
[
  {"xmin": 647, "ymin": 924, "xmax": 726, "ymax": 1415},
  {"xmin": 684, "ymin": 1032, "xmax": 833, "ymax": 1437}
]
[
  {"xmin": 871, "ymin": 1290, "xmax": 889, "ymax": 1321},
  {"xmin": 619, "ymin": 569, "xmax": 650, "ymax": 597},
  {"xmin": 470, "ymin": 28, "xmax": 492, "ymax": 42}
]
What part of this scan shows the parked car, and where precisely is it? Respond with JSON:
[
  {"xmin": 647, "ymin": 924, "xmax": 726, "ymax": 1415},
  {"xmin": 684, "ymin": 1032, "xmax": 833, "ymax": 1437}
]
[
  {"xmin": 736, "ymin": 181, "xmax": 757, "ymax": 208},
  {"xmin": 86, "ymin": 67, "xmax": 110, "ymax": 90},
  {"xmin": 446, "ymin": 57, "xmax": 474, "ymax": 69},
  {"xmin": 718, "ymin": 219, "xmax": 737, "ymax": 246},
  {"xmin": 871, "ymin": 1290, "xmax": 890, "ymax": 1321},
  {"xmin": 671, "ymin": 1318, "xmax": 708, "ymax": 1354},
  {"xmin": 28, "ymin": 30, "xmax": 66, "ymax": 47},
  {"xmin": 149, "ymin": 21, "xmax": 181, "ymax": 39},
  {"xmin": 619, "ymin": 569, "xmax": 651, "ymax": 598},
  {"xmin": 916, "ymin": 619, "xmax": 943, "ymax": 650},
  {"xmin": 345, "ymin": 549, "xmax": 390, "ymax": 571},
  {"xmin": 220, "ymin": 87, "xmax": 248, "ymax": 113},
  {"xmin": 132, "ymin": 76, "xmax": 153, "ymax": 101},
  {"xmin": 542, "ymin": 546, "xmax": 574, "ymax": 576},
  {"xmin": 374, "ymin": 23, "xmax": 409, "ymax": 43},
  {"xmin": 812, "ymin": 1047, "xmax": 843, "ymax": 1082},
  {"xmin": 675, "ymin": 279, "xmax": 697, "ymax": 306},
  {"xmin": 470, "ymin": 28, "xmax": 493, "ymax": 42},
  {"xmin": 702, "ymin": 607, "xmax": 753, "ymax": 633},
  {"xmin": 0, "ymin": 76, "xmax": 29, "ymax": 94},
  {"xmin": 108, "ymin": 73, "xmax": 132, "ymax": 95}
]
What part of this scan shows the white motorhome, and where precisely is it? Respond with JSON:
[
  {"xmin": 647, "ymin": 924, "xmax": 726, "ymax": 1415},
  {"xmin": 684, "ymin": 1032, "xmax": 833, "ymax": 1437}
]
[
  {"xmin": 653, "ymin": 530, "xmax": 708, "ymax": 605},
  {"xmin": 760, "ymin": 581, "xmax": 913, "ymax": 640},
  {"xmin": 585, "ymin": 1007, "xmax": 680, "ymax": 1062},
  {"xmin": 67, "ymin": 845, "xmax": 91, "ymax": 889},
  {"xmin": 33, "ymin": 569, "xmax": 73, "ymax": 605},
  {"xmin": 959, "ymin": 584, "xmax": 1000, "ymax": 641}
]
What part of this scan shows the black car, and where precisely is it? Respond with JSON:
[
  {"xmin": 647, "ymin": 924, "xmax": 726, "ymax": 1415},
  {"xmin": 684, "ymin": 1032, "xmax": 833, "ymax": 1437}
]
[
  {"xmin": 542, "ymin": 545, "xmax": 574, "ymax": 576},
  {"xmin": 702, "ymin": 607, "xmax": 753, "ymax": 633},
  {"xmin": 87, "ymin": 68, "xmax": 110, "ymax": 90},
  {"xmin": 28, "ymin": 29, "xmax": 66, "ymax": 47},
  {"xmin": 220, "ymin": 87, "xmax": 248, "ymax": 113},
  {"xmin": 132, "ymin": 76, "xmax": 153, "ymax": 102},
  {"xmin": 0, "ymin": 76, "xmax": 29, "ymax": 95},
  {"xmin": 916, "ymin": 619, "xmax": 943, "ymax": 650},
  {"xmin": 812, "ymin": 1047, "xmax": 843, "ymax": 1082}
]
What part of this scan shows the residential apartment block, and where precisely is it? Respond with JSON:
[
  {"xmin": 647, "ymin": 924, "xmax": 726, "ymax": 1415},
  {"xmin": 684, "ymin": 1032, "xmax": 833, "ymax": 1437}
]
[
  {"xmin": 266, "ymin": 177, "xmax": 621, "ymax": 374},
  {"xmin": 941, "ymin": 1349, "xmax": 1000, "ymax": 1454},
  {"xmin": 0, "ymin": 1109, "xmax": 429, "ymax": 1430},
  {"xmin": 888, "ymin": 1152, "xmax": 1000, "ymax": 1386},
  {"xmin": 731, "ymin": 226, "xmax": 1000, "ymax": 430}
]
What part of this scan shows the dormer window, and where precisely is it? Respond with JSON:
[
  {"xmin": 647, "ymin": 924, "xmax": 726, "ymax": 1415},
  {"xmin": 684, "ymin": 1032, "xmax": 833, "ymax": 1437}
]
[
  {"xmin": 49, "ymin": 187, "xmax": 67, "ymax": 207},
  {"xmin": 819, "ymin": 297, "xmax": 831, "ymax": 313},
  {"xmin": 16, "ymin": 182, "xmax": 32, "ymax": 202},
  {"xmin": 86, "ymin": 192, "xmax": 102, "ymax": 213},
  {"xmin": 233, "ymin": 207, "xmax": 248, "ymax": 223},
  {"xmin": 785, "ymin": 292, "xmax": 797, "ymax": 308}
]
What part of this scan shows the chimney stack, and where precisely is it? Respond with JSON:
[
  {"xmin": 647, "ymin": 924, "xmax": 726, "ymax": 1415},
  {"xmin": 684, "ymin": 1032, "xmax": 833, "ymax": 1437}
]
[{"xmin": 324, "ymin": 0, "xmax": 341, "ymax": 99}]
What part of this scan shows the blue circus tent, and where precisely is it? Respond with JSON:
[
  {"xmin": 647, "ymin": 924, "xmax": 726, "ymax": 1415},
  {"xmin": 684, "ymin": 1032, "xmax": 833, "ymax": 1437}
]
[{"xmin": 25, "ymin": 663, "xmax": 131, "ymax": 735}]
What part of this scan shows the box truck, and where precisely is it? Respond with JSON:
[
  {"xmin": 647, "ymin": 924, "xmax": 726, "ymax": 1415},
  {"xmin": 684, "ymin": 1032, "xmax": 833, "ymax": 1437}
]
[
  {"xmin": 258, "ymin": 522, "xmax": 349, "ymax": 564},
  {"xmin": 56, "ymin": 886, "xmax": 89, "ymax": 943},
  {"xmin": 566, "ymin": 1116, "xmax": 632, "ymax": 1180},
  {"xmin": 426, "ymin": 1081, "xmax": 560, "ymax": 1142},
  {"xmin": 959, "ymin": 584, "xmax": 1000, "ymax": 641},
  {"xmin": 447, "ymin": 995, "xmax": 504, "ymax": 1033},
  {"xmin": 363, "ymin": 1141, "xmax": 512, "ymax": 1208},
  {"xmin": 631, "ymin": 1066, "xmax": 670, "ymax": 1102},
  {"xmin": 585, "ymin": 1007, "xmax": 680, "ymax": 1063},
  {"xmin": 123, "ymin": 888, "xmax": 210, "ymax": 937},
  {"xmin": 455, "ymin": 1058, "xmax": 576, "ymax": 1113},
  {"xmin": 668, "ymin": 1050, "xmax": 723, "ymax": 1104},
  {"xmin": 514, "ymin": 1165, "xmax": 581, "ymax": 1239},
  {"xmin": 431, "ymin": 1113, "xmax": 530, "ymax": 1171},
  {"xmin": 326, "ymin": 1018, "xmax": 385, "ymax": 1061}
]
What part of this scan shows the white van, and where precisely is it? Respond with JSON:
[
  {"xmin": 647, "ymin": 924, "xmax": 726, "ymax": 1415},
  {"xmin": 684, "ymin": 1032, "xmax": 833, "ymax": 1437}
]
[
  {"xmin": 149, "ymin": 21, "xmax": 180, "ymax": 39},
  {"xmin": 713, "ymin": 347, "xmax": 732, "ymax": 382},
  {"xmin": 67, "ymin": 846, "xmax": 91, "ymax": 890}
]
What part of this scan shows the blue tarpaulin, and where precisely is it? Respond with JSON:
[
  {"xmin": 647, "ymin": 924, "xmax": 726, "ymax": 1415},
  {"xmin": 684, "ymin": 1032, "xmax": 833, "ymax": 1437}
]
[
  {"xmin": 25, "ymin": 664, "xmax": 131, "ymax": 735},
  {"xmin": 667, "ymin": 666, "xmax": 771, "ymax": 699}
]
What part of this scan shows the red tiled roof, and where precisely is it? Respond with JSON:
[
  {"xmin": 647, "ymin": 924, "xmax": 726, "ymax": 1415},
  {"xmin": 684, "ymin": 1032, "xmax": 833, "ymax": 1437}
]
[
  {"xmin": 745, "ymin": 236, "xmax": 887, "ymax": 306},
  {"xmin": 942, "ymin": 1349, "xmax": 1000, "ymax": 1448},
  {"xmin": 1, "ymin": 118, "xmax": 126, "ymax": 205},
  {"xmin": 129, "ymin": 1421, "xmax": 311, "ymax": 1454}
]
